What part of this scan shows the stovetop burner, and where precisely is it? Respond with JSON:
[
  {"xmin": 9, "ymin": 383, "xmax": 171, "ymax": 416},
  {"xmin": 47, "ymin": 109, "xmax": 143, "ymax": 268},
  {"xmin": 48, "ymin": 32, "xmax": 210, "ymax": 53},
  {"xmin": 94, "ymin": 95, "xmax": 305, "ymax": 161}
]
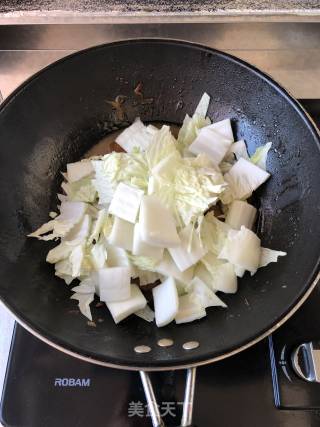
[{"xmin": 1, "ymin": 99, "xmax": 320, "ymax": 427}]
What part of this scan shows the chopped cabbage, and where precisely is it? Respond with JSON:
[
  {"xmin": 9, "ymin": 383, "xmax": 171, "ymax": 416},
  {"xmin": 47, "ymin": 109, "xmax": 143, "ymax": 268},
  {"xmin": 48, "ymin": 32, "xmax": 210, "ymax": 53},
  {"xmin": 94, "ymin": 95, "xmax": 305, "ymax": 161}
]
[
  {"xmin": 72, "ymin": 280, "xmax": 95, "ymax": 294},
  {"xmin": 65, "ymin": 214, "xmax": 91, "ymax": 244},
  {"xmin": 226, "ymin": 139, "xmax": 249, "ymax": 162},
  {"xmin": 168, "ymin": 224, "xmax": 207, "ymax": 272},
  {"xmin": 195, "ymin": 258, "xmax": 238, "ymax": 294},
  {"xmin": 90, "ymin": 240, "xmax": 107, "ymax": 269},
  {"xmin": 224, "ymin": 158, "xmax": 270, "ymax": 200},
  {"xmin": 213, "ymin": 263, "xmax": 238, "ymax": 294},
  {"xmin": 129, "ymin": 254, "xmax": 158, "ymax": 271},
  {"xmin": 92, "ymin": 151, "xmax": 148, "ymax": 205},
  {"xmin": 154, "ymin": 251, "xmax": 194, "ymax": 284},
  {"xmin": 71, "ymin": 292, "xmax": 94, "ymax": 321},
  {"xmin": 139, "ymin": 195, "xmax": 180, "ymax": 247},
  {"xmin": 109, "ymin": 182, "xmax": 144, "ymax": 223},
  {"xmin": 28, "ymin": 219, "xmax": 56, "ymax": 239},
  {"xmin": 135, "ymin": 305, "xmax": 155, "ymax": 322},
  {"xmin": 132, "ymin": 223, "xmax": 164, "ymax": 260},
  {"xmin": 225, "ymin": 200, "xmax": 257, "ymax": 230},
  {"xmin": 148, "ymin": 154, "xmax": 226, "ymax": 227},
  {"xmin": 48, "ymin": 201, "xmax": 88, "ymax": 240},
  {"xmin": 234, "ymin": 265, "xmax": 246, "ymax": 278},
  {"xmin": 260, "ymin": 247, "xmax": 287, "ymax": 268},
  {"xmin": 115, "ymin": 118, "xmax": 155, "ymax": 153},
  {"xmin": 152, "ymin": 277, "xmax": 179, "ymax": 327},
  {"xmin": 99, "ymin": 267, "xmax": 131, "ymax": 302},
  {"xmin": 208, "ymin": 118, "xmax": 234, "ymax": 142},
  {"xmin": 67, "ymin": 177, "xmax": 96, "ymax": 203},
  {"xmin": 173, "ymin": 164, "xmax": 224, "ymax": 226},
  {"xmin": 175, "ymin": 294, "xmax": 206, "ymax": 324},
  {"xmin": 251, "ymin": 142, "xmax": 272, "ymax": 171},
  {"xmin": 28, "ymin": 201, "xmax": 87, "ymax": 240},
  {"xmin": 88, "ymin": 208, "xmax": 108, "ymax": 244},
  {"xmin": 28, "ymin": 92, "xmax": 286, "ymax": 328},
  {"xmin": 145, "ymin": 125, "xmax": 177, "ymax": 169},
  {"xmin": 199, "ymin": 214, "xmax": 231, "ymax": 256},
  {"xmin": 194, "ymin": 262, "xmax": 213, "ymax": 288},
  {"xmin": 151, "ymin": 150, "xmax": 181, "ymax": 181},
  {"xmin": 46, "ymin": 242, "xmax": 73, "ymax": 264},
  {"xmin": 194, "ymin": 92, "xmax": 210, "ymax": 117},
  {"xmin": 70, "ymin": 244, "xmax": 85, "ymax": 277},
  {"xmin": 186, "ymin": 277, "xmax": 227, "ymax": 308},
  {"xmin": 134, "ymin": 270, "xmax": 162, "ymax": 286},
  {"xmin": 106, "ymin": 245, "xmax": 133, "ymax": 271},
  {"xmin": 200, "ymin": 251, "xmax": 225, "ymax": 277},
  {"xmin": 189, "ymin": 127, "xmax": 233, "ymax": 166},
  {"xmin": 55, "ymin": 258, "xmax": 73, "ymax": 278},
  {"xmin": 178, "ymin": 114, "xmax": 211, "ymax": 153},
  {"xmin": 107, "ymin": 284, "xmax": 147, "ymax": 324},
  {"xmin": 218, "ymin": 226, "xmax": 261, "ymax": 274},
  {"xmin": 108, "ymin": 217, "xmax": 134, "ymax": 251},
  {"xmin": 67, "ymin": 160, "xmax": 93, "ymax": 183},
  {"xmin": 177, "ymin": 92, "xmax": 211, "ymax": 152},
  {"xmin": 219, "ymin": 161, "xmax": 234, "ymax": 174}
]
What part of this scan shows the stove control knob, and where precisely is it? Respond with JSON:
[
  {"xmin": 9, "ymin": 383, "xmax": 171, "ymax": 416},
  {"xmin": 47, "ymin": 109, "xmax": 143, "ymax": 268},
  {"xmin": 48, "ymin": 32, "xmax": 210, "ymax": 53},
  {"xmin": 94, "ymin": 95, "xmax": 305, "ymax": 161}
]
[{"xmin": 291, "ymin": 342, "xmax": 320, "ymax": 383}]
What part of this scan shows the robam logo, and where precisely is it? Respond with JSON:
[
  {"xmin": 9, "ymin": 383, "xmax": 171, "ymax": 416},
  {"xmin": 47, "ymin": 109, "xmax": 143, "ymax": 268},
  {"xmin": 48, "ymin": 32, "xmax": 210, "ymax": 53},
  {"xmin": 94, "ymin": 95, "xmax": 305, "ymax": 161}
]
[{"xmin": 54, "ymin": 378, "xmax": 91, "ymax": 387}]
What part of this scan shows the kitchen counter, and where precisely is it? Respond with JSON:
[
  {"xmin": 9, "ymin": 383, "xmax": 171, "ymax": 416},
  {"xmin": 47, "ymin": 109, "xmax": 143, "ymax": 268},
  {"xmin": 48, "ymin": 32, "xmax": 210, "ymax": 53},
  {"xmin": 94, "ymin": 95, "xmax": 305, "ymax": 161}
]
[{"xmin": 0, "ymin": 0, "xmax": 319, "ymax": 23}]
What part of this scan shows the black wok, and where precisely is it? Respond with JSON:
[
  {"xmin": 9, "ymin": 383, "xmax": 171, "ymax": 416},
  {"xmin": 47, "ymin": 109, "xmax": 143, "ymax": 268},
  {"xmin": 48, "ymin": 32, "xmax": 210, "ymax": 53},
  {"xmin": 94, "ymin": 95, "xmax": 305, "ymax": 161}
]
[{"xmin": 0, "ymin": 40, "xmax": 319, "ymax": 381}]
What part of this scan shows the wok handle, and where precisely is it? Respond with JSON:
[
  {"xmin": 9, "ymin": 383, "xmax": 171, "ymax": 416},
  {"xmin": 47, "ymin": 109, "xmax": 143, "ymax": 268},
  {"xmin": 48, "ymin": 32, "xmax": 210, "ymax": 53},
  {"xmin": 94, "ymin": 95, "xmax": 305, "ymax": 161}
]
[
  {"xmin": 181, "ymin": 367, "xmax": 197, "ymax": 426},
  {"xmin": 140, "ymin": 370, "xmax": 164, "ymax": 427},
  {"xmin": 139, "ymin": 367, "xmax": 197, "ymax": 427}
]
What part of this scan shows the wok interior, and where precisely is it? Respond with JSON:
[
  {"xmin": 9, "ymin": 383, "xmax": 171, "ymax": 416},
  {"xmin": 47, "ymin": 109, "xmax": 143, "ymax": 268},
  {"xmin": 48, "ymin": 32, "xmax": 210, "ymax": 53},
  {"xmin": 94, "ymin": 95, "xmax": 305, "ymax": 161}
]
[{"xmin": 0, "ymin": 40, "xmax": 319, "ymax": 369}]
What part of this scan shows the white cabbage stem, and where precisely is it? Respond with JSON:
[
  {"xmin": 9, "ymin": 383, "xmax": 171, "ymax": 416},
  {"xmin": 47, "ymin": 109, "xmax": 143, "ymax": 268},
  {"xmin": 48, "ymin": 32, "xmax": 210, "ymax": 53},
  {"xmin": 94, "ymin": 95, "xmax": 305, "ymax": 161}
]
[
  {"xmin": 224, "ymin": 158, "xmax": 270, "ymax": 200},
  {"xmin": 98, "ymin": 267, "xmax": 131, "ymax": 303},
  {"xmin": 108, "ymin": 217, "xmax": 134, "ymax": 251},
  {"xmin": 226, "ymin": 200, "xmax": 257, "ymax": 230},
  {"xmin": 175, "ymin": 294, "xmax": 206, "ymax": 324},
  {"xmin": 219, "ymin": 226, "xmax": 261, "ymax": 274},
  {"xmin": 107, "ymin": 285, "xmax": 147, "ymax": 324},
  {"xmin": 139, "ymin": 195, "xmax": 180, "ymax": 248},
  {"xmin": 152, "ymin": 277, "xmax": 179, "ymax": 327}
]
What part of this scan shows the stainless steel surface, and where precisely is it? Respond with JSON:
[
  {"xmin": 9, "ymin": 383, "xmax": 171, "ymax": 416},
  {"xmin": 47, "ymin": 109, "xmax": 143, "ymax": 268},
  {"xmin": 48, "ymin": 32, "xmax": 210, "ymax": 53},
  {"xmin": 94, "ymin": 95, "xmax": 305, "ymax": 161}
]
[
  {"xmin": 1, "ymin": 16, "xmax": 320, "ymax": 26},
  {"xmin": 140, "ymin": 371, "xmax": 164, "ymax": 427},
  {"xmin": 0, "ymin": 23, "xmax": 319, "ymax": 98},
  {"xmin": 291, "ymin": 342, "xmax": 320, "ymax": 382},
  {"xmin": 181, "ymin": 368, "xmax": 197, "ymax": 427},
  {"xmin": 140, "ymin": 368, "xmax": 196, "ymax": 427}
]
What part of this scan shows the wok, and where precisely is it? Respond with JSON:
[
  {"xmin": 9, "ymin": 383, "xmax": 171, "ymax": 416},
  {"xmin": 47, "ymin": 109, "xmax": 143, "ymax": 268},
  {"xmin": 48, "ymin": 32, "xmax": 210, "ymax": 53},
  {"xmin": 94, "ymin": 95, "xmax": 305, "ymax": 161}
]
[{"xmin": 0, "ymin": 39, "xmax": 319, "ymax": 426}]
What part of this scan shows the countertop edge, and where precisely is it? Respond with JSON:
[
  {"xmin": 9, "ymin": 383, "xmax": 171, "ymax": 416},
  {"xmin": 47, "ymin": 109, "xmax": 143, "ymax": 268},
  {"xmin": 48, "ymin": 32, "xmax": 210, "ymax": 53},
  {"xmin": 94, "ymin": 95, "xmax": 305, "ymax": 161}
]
[{"xmin": 0, "ymin": 10, "xmax": 320, "ymax": 25}]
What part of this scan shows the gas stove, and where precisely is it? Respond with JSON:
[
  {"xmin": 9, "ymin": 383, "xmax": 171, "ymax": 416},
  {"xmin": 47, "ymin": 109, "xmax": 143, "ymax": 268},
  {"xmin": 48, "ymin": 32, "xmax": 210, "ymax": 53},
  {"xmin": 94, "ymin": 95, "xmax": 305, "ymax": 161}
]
[
  {"xmin": 0, "ymin": 22, "xmax": 320, "ymax": 427},
  {"xmin": 0, "ymin": 99, "xmax": 319, "ymax": 427},
  {"xmin": 1, "ymin": 279, "xmax": 320, "ymax": 427}
]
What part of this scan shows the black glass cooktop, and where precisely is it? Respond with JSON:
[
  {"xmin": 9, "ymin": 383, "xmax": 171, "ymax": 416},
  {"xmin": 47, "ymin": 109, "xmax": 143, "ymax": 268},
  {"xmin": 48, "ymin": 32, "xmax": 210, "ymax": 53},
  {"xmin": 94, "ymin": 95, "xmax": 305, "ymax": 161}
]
[{"xmin": 1, "ymin": 100, "xmax": 320, "ymax": 427}]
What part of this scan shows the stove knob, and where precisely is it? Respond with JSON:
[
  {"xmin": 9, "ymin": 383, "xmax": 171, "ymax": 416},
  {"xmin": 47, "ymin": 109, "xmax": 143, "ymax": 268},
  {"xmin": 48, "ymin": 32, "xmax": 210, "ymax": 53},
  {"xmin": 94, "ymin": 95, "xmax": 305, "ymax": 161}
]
[{"xmin": 291, "ymin": 342, "xmax": 320, "ymax": 383}]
